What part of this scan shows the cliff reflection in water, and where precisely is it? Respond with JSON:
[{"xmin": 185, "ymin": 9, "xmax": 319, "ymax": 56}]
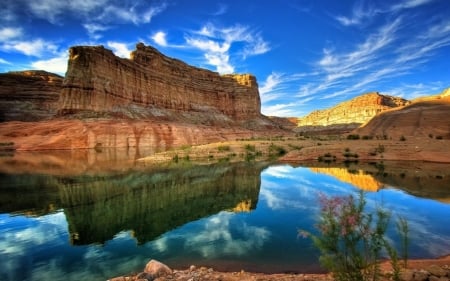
[
  {"xmin": 62, "ymin": 162, "xmax": 264, "ymax": 245},
  {"xmin": 0, "ymin": 150, "xmax": 266, "ymax": 245},
  {"xmin": 305, "ymin": 161, "xmax": 450, "ymax": 203}
]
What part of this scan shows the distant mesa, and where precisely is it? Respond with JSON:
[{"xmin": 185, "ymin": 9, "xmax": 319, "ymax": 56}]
[{"xmin": 295, "ymin": 92, "xmax": 410, "ymax": 134}]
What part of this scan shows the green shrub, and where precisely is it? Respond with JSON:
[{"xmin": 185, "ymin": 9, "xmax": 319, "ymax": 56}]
[
  {"xmin": 347, "ymin": 134, "xmax": 360, "ymax": 140},
  {"xmin": 299, "ymin": 191, "xmax": 408, "ymax": 281}
]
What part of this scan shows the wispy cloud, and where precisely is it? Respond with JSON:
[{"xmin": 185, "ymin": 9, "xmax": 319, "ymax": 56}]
[
  {"xmin": 211, "ymin": 3, "xmax": 228, "ymax": 16},
  {"xmin": 335, "ymin": 1, "xmax": 380, "ymax": 26},
  {"xmin": 380, "ymin": 81, "xmax": 445, "ymax": 99},
  {"xmin": 4, "ymin": 0, "xmax": 167, "ymax": 37},
  {"xmin": 0, "ymin": 58, "xmax": 12, "ymax": 65},
  {"xmin": 335, "ymin": 0, "xmax": 433, "ymax": 27},
  {"xmin": 83, "ymin": 23, "xmax": 111, "ymax": 40}
]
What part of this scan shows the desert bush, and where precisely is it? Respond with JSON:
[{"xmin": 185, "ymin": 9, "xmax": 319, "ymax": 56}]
[
  {"xmin": 268, "ymin": 143, "xmax": 287, "ymax": 157},
  {"xmin": 299, "ymin": 191, "xmax": 408, "ymax": 281},
  {"xmin": 347, "ymin": 134, "xmax": 360, "ymax": 140}
]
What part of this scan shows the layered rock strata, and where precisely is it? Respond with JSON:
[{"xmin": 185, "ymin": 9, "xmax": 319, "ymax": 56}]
[
  {"xmin": 59, "ymin": 43, "xmax": 261, "ymax": 122},
  {"xmin": 296, "ymin": 92, "xmax": 410, "ymax": 133},
  {"xmin": 0, "ymin": 70, "xmax": 63, "ymax": 122},
  {"xmin": 356, "ymin": 89, "xmax": 450, "ymax": 138}
]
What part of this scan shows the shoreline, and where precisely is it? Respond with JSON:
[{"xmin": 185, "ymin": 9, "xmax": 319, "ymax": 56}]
[{"xmin": 110, "ymin": 255, "xmax": 450, "ymax": 281}]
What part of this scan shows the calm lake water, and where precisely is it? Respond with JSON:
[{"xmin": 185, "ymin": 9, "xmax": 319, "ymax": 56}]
[{"xmin": 1, "ymin": 150, "xmax": 450, "ymax": 281}]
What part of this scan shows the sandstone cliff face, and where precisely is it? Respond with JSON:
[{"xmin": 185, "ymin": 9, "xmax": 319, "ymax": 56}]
[
  {"xmin": 296, "ymin": 92, "xmax": 410, "ymax": 133},
  {"xmin": 59, "ymin": 43, "xmax": 261, "ymax": 122},
  {"xmin": 0, "ymin": 70, "xmax": 63, "ymax": 122},
  {"xmin": 355, "ymin": 88, "xmax": 450, "ymax": 138}
]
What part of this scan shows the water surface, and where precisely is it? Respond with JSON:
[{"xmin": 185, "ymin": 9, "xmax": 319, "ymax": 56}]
[{"xmin": 1, "ymin": 150, "xmax": 449, "ymax": 281}]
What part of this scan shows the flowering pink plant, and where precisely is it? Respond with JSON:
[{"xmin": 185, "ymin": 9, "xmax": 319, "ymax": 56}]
[{"xmin": 300, "ymin": 191, "xmax": 407, "ymax": 281}]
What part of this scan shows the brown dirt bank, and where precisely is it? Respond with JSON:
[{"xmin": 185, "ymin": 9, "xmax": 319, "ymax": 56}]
[
  {"xmin": 111, "ymin": 255, "xmax": 450, "ymax": 281},
  {"xmin": 137, "ymin": 136, "xmax": 450, "ymax": 164}
]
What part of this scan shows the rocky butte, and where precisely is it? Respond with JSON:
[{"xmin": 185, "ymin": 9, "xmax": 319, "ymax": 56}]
[
  {"xmin": 59, "ymin": 43, "xmax": 264, "ymax": 126},
  {"xmin": 0, "ymin": 43, "xmax": 283, "ymax": 151}
]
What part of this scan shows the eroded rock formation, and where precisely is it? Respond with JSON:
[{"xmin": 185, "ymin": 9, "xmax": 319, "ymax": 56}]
[
  {"xmin": 296, "ymin": 92, "xmax": 410, "ymax": 134},
  {"xmin": 59, "ymin": 43, "xmax": 262, "ymax": 123},
  {"xmin": 0, "ymin": 70, "xmax": 63, "ymax": 122},
  {"xmin": 356, "ymin": 88, "xmax": 450, "ymax": 138}
]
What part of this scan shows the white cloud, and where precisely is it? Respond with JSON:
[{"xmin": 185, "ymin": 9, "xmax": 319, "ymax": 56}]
[
  {"xmin": 0, "ymin": 58, "xmax": 12, "ymax": 65},
  {"xmin": 83, "ymin": 23, "xmax": 110, "ymax": 39},
  {"xmin": 0, "ymin": 27, "xmax": 22, "ymax": 41},
  {"xmin": 31, "ymin": 52, "xmax": 68, "ymax": 74},
  {"xmin": 151, "ymin": 31, "xmax": 168, "ymax": 47},
  {"xmin": 1, "ymin": 39, "xmax": 59, "ymax": 57},
  {"xmin": 184, "ymin": 23, "xmax": 270, "ymax": 74},
  {"xmin": 106, "ymin": 41, "xmax": 132, "ymax": 58}
]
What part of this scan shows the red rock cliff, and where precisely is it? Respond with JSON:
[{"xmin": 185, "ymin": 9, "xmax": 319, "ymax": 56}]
[
  {"xmin": 58, "ymin": 43, "xmax": 261, "ymax": 120},
  {"xmin": 0, "ymin": 70, "xmax": 63, "ymax": 122}
]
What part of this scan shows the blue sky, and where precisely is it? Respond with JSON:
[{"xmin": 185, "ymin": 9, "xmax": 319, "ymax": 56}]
[{"xmin": 0, "ymin": 0, "xmax": 449, "ymax": 117}]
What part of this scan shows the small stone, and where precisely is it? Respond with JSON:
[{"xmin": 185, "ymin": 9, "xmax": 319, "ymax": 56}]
[
  {"xmin": 144, "ymin": 259, "xmax": 173, "ymax": 278},
  {"xmin": 428, "ymin": 265, "xmax": 447, "ymax": 277},
  {"xmin": 108, "ymin": 277, "xmax": 126, "ymax": 281},
  {"xmin": 189, "ymin": 265, "xmax": 196, "ymax": 272},
  {"xmin": 413, "ymin": 270, "xmax": 430, "ymax": 281},
  {"xmin": 429, "ymin": 276, "xmax": 449, "ymax": 281},
  {"xmin": 136, "ymin": 272, "xmax": 155, "ymax": 281}
]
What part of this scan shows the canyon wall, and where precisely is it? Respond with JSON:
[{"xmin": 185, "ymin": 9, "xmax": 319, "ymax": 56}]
[
  {"xmin": 58, "ymin": 43, "xmax": 261, "ymax": 121},
  {"xmin": 0, "ymin": 70, "xmax": 63, "ymax": 122},
  {"xmin": 295, "ymin": 92, "xmax": 410, "ymax": 134}
]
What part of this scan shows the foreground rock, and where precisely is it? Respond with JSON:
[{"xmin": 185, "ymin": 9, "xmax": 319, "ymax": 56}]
[{"xmin": 109, "ymin": 257, "xmax": 450, "ymax": 281}]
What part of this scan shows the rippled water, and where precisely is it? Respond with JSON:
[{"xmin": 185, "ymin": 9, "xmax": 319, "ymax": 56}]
[{"xmin": 1, "ymin": 151, "xmax": 449, "ymax": 281}]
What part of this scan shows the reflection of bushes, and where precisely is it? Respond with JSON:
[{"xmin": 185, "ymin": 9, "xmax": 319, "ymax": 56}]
[
  {"xmin": 217, "ymin": 145, "xmax": 230, "ymax": 152},
  {"xmin": 318, "ymin": 152, "xmax": 336, "ymax": 163},
  {"xmin": 268, "ymin": 143, "xmax": 287, "ymax": 157}
]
